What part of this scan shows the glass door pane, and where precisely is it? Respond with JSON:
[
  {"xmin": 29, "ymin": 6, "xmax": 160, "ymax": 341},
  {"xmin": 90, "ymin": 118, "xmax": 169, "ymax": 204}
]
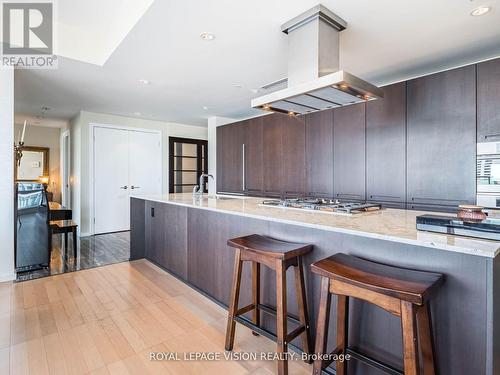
[{"xmin": 169, "ymin": 137, "xmax": 208, "ymax": 193}]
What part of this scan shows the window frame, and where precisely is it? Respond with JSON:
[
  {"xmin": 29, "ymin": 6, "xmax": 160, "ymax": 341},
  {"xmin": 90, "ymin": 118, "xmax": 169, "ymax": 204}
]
[{"xmin": 169, "ymin": 137, "xmax": 208, "ymax": 193}]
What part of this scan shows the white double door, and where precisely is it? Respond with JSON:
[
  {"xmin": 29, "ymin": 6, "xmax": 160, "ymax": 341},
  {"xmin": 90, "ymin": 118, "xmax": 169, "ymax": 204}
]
[{"xmin": 94, "ymin": 126, "xmax": 162, "ymax": 234}]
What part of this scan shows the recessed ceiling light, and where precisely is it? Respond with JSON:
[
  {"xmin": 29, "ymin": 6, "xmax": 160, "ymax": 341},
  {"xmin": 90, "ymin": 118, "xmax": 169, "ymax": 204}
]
[
  {"xmin": 200, "ymin": 32, "xmax": 215, "ymax": 41},
  {"xmin": 133, "ymin": 112, "xmax": 141, "ymax": 116},
  {"xmin": 471, "ymin": 6, "xmax": 491, "ymax": 16},
  {"xmin": 138, "ymin": 79, "xmax": 150, "ymax": 85},
  {"xmin": 202, "ymin": 106, "xmax": 209, "ymax": 111}
]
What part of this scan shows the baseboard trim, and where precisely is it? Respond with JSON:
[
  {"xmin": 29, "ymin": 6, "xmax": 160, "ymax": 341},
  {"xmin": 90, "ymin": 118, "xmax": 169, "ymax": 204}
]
[
  {"xmin": 0, "ymin": 271, "xmax": 16, "ymax": 283},
  {"xmin": 79, "ymin": 232, "xmax": 91, "ymax": 237}
]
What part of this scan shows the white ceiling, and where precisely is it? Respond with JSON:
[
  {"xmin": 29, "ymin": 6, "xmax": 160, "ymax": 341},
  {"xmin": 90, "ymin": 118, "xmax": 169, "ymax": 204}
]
[{"xmin": 14, "ymin": 0, "xmax": 500, "ymax": 126}]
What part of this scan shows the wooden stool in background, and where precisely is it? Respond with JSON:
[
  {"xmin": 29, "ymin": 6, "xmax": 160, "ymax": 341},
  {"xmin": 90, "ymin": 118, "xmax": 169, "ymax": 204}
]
[
  {"xmin": 225, "ymin": 234, "xmax": 314, "ymax": 375},
  {"xmin": 311, "ymin": 253, "xmax": 443, "ymax": 375}
]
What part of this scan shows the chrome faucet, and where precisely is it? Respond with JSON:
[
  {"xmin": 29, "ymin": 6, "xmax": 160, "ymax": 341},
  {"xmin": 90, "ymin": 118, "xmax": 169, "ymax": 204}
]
[{"xmin": 193, "ymin": 174, "xmax": 214, "ymax": 198}]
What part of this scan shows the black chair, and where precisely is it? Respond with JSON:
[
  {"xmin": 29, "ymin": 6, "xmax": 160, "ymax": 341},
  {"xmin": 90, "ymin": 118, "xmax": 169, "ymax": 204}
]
[{"xmin": 44, "ymin": 188, "xmax": 78, "ymax": 260}]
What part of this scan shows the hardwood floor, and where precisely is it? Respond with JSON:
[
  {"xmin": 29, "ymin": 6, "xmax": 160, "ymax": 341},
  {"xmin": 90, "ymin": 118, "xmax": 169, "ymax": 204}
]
[{"xmin": 2, "ymin": 260, "xmax": 312, "ymax": 375}]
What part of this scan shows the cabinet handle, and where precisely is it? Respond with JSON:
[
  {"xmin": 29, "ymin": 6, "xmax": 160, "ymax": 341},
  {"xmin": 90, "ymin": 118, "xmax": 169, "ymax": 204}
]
[
  {"xmin": 242, "ymin": 143, "xmax": 246, "ymax": 191},
  {"xmin": 370, "ymin": 195, "xmax": 400, "ymax": 200},
  {"xmin": 151, "ymin": 207, "xmax": 155, "ymax": 217},
  {"xmin": 120, "ymin": 186, "xmax": 128, "ymax": 190},
  {"xmin": 336, "ymin": 193, "xmax": 362, "ymax": 199},
  {"xmin": 131, "ymin": 186, "xmax": 141, "ymax": 190},
  {"xmin": 485, "ymin": 134, "xmax": 500, "ymax": 140}
]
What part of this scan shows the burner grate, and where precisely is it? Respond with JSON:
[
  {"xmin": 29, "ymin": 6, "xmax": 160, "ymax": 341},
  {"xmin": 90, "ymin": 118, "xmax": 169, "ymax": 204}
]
[{"xmin": 260, "ymin": 199, "xmax": 382, "ymax": 215}]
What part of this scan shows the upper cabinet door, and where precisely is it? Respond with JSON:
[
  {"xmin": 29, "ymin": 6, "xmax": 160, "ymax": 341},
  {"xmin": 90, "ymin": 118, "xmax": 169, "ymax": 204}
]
[
  {"xmin": 216, "ymin": 121, "xmax": 247, "ymax": 194},
  {"xmin": 366, "ymin": 83, "xmax": 406, "ymax": 203},
  {"xmin": 244, "ymin": 117, "xmax": 264, "ymax": 195},
  {"xmin": 282, "ymin": 114, "xmax": 306, "ymax": 197},
  {"xmin": 478, "ymin": 59, "xmax": 500, "ymax": 142},
  {"xmin": 262, "ymin": 114, "xmax": 284, "ymax": 197},
  {"xmin": 305, "ymin": 109, "xmax": 334, "ymax": 198},
  {"xmin": 333, "ymin": 103, "xmax": 366, "ymax": 201},
  {"xmin": 407, "ymin": 65, "xmax": 476, "ymax": 207}
]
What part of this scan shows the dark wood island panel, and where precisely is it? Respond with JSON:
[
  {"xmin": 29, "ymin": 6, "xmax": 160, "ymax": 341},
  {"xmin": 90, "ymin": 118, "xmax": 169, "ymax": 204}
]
[{"xmin": 131, "ymin": 197, "xmax": 500, "ymax": 375}]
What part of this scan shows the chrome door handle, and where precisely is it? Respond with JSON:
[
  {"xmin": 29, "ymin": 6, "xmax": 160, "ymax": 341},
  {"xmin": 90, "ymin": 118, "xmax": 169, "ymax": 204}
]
[
  {"xmin": 120, "ymin": 186, "xmax": 128, "ymax": 189},
  {"xmin": 131, "ymin": 186, "xmax": 140, "ymax": 189}
]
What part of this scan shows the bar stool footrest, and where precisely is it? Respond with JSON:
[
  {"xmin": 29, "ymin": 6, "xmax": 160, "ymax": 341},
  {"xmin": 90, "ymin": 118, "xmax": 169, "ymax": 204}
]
[
  {"xmin": 233, "ymin": 316, "xmax": 307, "ymax": 347},
  {"xmin": 257, "ymin": 303, "xmax": 302, "ymax": 325},
  {"xmin": 235, "ymin": 303, "xmax": 256, "ymax": 316}
]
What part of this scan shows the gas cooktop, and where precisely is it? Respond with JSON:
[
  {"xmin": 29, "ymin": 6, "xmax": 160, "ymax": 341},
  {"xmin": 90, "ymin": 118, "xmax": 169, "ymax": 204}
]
[{"xmin": 260, "ymin": 198, "xmax": 382, "ymax": 215}]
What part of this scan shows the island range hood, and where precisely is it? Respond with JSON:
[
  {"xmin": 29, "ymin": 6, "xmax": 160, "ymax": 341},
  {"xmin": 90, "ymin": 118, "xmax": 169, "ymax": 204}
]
[{"xmin": 251, "ymin": 4, "xmax": 383, "ymax": 116}]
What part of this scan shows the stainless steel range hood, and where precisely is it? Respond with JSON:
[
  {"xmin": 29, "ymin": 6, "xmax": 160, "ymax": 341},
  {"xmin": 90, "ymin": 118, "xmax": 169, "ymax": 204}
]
[{"xmin": 251, "ymin": 5, "xmax": 383, "ymax": 116}]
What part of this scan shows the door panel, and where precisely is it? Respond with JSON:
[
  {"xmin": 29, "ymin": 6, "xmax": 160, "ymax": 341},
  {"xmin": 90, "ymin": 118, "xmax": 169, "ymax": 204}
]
[
  {"xmin": 366, "ymin": 83, "xmax": 406, "ymax": 203},
  {"xmin": 305, "ymin": 109, "xmax": 334, "ymax": 197},
  {"xmin": 94, "ymin": 127, "xmax": 130, "ymax": 234},
  {"xmin": 283, "ymin": 114, "xmax": 306, "ymax": 197},
  {"xmin": 263, "ymin": 114, "xmax": 283, "ymax": 197},
  {"xmin": 216, "ymin": 122, "xmax": 246, "ymax": 194},
  {"xmin": 333, "ymin": 104, "xmax": 366, "ymax": 201},
  {"xmin": 407, "ymin": 66, "xmax": 476, "ymax": 206},
  {"xmin": 129, "ymin": 131, "xmax": 162, "ymax": 196},
  {"xmin": 478, "ymin": 59, "xmax": 500, "ymax": 142},
  {"xmin": 245, "ymin": 117, "xmax": 264, "ymax": 194}
]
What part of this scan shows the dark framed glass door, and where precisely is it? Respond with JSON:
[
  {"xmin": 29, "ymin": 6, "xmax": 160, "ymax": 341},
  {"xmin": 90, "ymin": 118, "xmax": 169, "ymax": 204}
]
[{"xmin": 169, "ymin": 137, "xmax": 208, "ymax": 193}]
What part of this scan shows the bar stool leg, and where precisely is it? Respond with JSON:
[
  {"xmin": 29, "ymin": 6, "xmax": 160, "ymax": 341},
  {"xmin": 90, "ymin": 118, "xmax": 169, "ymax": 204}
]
[
  {"xmin": 336, "ymin": 295, "xmax": 349, "ymax": 375},
  {"xmin": 225, "ymin": 249, "xmax": 243, "ymax": 351},
  {"xmin": 73, "ymin": 228, "xmax": 78, "ymax": 260},
  {"xmin": 401, "ymin": 301, "xmax": 420, "ymax": 375},
  {"xmin": 252, "ymin": 262, "xmax": 260, "ymax": 335},
  {"xmin": 48, "ymin": 228, "xmax": 52, "ymax": 258},
  {"xmin": 64, "ymin": 232, "xmax": 68, "ymax": 258},
  {"xmin": 313, "ymin": 276, "xmax": 331, "ymax": 375},
  {"xmin": 294, "ymin": 256, "xmax": 313, "ymax": 362},
  {"xmin": 275, "ymin": 259, "xmax": 288, "ymax": 375},
  {"xmin": 417, "ymin": 304, "xmax": 436, "ymax": 375}
]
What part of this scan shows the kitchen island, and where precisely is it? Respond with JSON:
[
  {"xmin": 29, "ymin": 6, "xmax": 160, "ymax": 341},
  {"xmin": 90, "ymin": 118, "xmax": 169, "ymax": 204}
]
[{"xmin": 130, "ymin": 194, "xmax": 500, "ymax": 375}]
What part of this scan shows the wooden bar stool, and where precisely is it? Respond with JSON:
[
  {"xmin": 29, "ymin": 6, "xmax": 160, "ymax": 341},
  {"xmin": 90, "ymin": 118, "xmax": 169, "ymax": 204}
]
[
  {"xmin": 311, "ymin": 253, "xmax": 443, "ymax": 375},
  {"xmin": 225, "ymin": 234, "xmax": 314, "ymax": 375}
]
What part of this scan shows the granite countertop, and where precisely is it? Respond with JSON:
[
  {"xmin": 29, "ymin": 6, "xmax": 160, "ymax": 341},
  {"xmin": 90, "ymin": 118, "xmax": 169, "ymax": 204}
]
[{"xmin": 133, "ymin": 193, "xmax": 500, "ymax": 258}]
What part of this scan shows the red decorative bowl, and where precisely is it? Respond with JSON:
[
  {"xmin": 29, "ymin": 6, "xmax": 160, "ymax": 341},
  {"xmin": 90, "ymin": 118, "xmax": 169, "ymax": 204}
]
[{"xmin": 457, "ymin": 205, "xmax": 487, "ymax": 222}]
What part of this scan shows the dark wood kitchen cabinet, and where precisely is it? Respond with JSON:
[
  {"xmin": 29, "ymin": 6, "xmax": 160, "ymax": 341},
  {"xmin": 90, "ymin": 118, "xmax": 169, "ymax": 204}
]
[
  {"xmin": 244, "ymin": 116, "xmax": 264, "ymax": 195},
  {"xmin": 478, "ymin": 59, "xmax": 500, "ymax": 142},
  {"xmin": 145, "ymin": 201, "xmax": 187, "ymax": 278},
  {"xmin": 145, "ymin": 201, "xmax": 163, "ymax": 266},
  {"xmin": 216, "ymin": 120, "xmax": 247, "ymax": 194},
  {"xmin": 333, "ymin": 103, "xmax": 366, "ymax": 201},
  {"xmin": 262, "ymin": 114, "xmax": 284, "ymax": 197},
  {"xmin": 366, "ymin": 82, "xmax": 406, "ymax": 204},
  {"xmin": 282, "ymin": 114, "xmax": 306, "ymax": 197},
  {"xmin": 406, "ymin": 65, "xmax": 476, "ymax": 207},
  {"xmin": 305, "ymin": 109, "xmax": 334, "ymax": 197}
]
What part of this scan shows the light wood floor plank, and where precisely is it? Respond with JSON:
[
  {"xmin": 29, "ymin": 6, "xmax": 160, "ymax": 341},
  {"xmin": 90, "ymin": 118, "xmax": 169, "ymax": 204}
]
[
  {"xmin": 42, "ymin": 332, "xmax": 69, "ymax": 375},
  {"xmin": 4, "ymin": 260, "xmax": 314, "ymax": 375}
]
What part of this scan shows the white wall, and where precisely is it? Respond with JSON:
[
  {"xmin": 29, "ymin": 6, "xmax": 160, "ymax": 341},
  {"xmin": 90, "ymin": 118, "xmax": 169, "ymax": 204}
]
[
  {"xmin": 70, "ymin": 112, "xmax": 82, "ymax": 236},
  {"xmin": 0, "ymin": 68, "xmax": 15, "ymax": 282},
  {"xmin": 70, "ymin": 111, "xmax": 207, "ymax": 236},
  {"xmin": 14, "ymin": 124, "xmax": 62, "ymax": 202}
]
